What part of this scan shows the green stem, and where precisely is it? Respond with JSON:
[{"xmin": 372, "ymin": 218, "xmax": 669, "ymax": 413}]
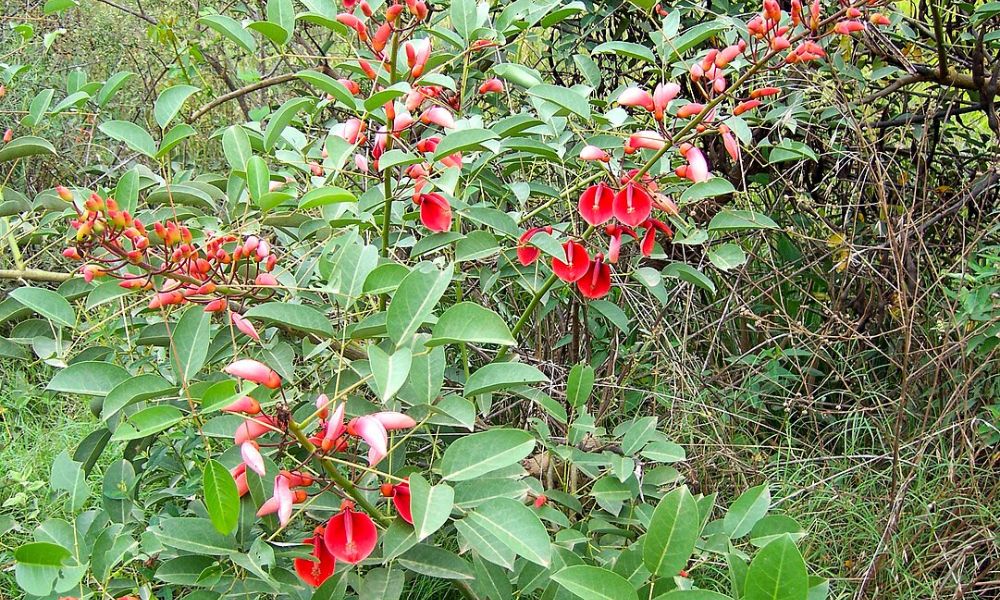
[
  {"xmin": 378, "ymin": 31, "xmax": 402, "ymax": 310},
  {"xmin": 287, "ymin": 419, "xmax": 390, "ymax": 526}
]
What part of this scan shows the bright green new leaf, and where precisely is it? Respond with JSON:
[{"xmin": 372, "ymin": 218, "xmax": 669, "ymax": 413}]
[{"xmin": 203, "ymin": 459, "xmax": 240, "ymax": 534}]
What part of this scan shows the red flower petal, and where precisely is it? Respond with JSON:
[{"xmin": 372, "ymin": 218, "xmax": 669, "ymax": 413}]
[
  {"xmin": 552, "ymin": 240, "xmax": 590, "ymax": 283},
  {"xmin": 577, "ymin": 257, "xmax": 612, "ymax": 299},
  {"xmin": 612, "ymin": 183, "xmax": 653, "ymax": 227},
  {"xmin": 419, "ymin": 193, "xmax": 452, "ymax": 232},
  {"xmin": 392, "ymin": 482, "xmax": 413, "ymax": 524},
  {"xmin": 578, "ymin": 183, "xmax": 615, "ymax": 226},
  {"xmin": 294, "ymin": 536, "xmax": 337, "ymax": 587},
  {"xmin": 324, "ymin": 507, "xmax": 378, "ymax": 564},
  {"xmin": 517, "ymin": 227, "xmax": 544, "ymax": 266}
]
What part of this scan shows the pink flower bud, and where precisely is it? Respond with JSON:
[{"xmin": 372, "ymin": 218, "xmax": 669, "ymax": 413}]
[
  {"xmin": 579, "ymin": 145, "xmax": 610, "ymax": 162},
  {"xmin": 224, "ymin": 359, "xmax": 281, "ymax": 389},
  {"xmin": 618, "ymin": 86, "xmax": 654, "ymax": 111}
]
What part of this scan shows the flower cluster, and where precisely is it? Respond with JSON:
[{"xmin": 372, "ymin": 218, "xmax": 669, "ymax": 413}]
[
  {"xmin": 515, "ymin": 0, "xmax": 892, "ymax": 301},
  {"xmin": 59, "ymin": 188, "xmax": 284, "ymax": 337},
  {"xmin": 327, "ymin": 0, "xmax": 504, "ymax": 234},
  {"xmin": 220, "ymin": 358, "xmax": 418, "ymax": 587}
]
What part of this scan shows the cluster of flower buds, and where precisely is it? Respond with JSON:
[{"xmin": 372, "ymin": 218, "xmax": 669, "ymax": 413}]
[
  {"xmin": 60, "ymin": 189, "xmax": 281, "ymax": 338},
  {"xmin": 220, "ymin": 357, "xmax": 418, "ymax": 587},
  {"xmin": 749, "ymin": 0, "xmax": 890, "ymax": 63},
  {"xmin": 322, "ymin": 0, "xmax": 504, "ymax": 235}
]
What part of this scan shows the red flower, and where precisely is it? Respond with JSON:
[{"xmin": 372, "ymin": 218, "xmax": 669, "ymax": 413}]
[
  {"xmin": 417, "ymin": 192, "xmax": 452, "ymax": 232},
  {"xmin": 552, "ymin": 240, "xmax": 590, "ymax": 283},
  {"xmin": 578, "ymin": 183, "xmax": 615, "ymax": 226},
  {"xmin": 577, "ymin": 254, "xmax": 612, "ymax": 299},
  {"xmin": 382, "ymin": 480, "xmax": 412, "ymax": 524},
  {"xmin": 604, "ymin": 224, "xmax": 637, "ymax": 264},
  {"xmin": 517, "ymin": 226, "xmax": 551, "ymax": 266},
  {"xmin": 612, "ymin": 183, "xmax": 653, "ymax": 227},
  {"xmin": 324, "ymin": 501, "xmax": 378, "ymax": 564},
  {"xmin": 294, "ymin": 533, "xmax": 336, "ymax": 587},
  {"xmin": 640, "ymin": 219, "xmax": 674, "ymax": 256}
]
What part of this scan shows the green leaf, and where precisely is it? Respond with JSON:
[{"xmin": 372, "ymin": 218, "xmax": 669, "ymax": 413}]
[
  {"xmin": 0, "ymin": 136, "xmax": 57, "ymax": 162},
  {"xmin": 378, "ymin": 149, "xmax": 421, "ymax": 171},
  {"xmin": 664, "ymin": 21, "xmax": 727, "ymax": 61},
  {"xmin": 9, "ymin": 286, "xmax": 75, "ymax": 328},
  {"xmin": 168, "ymin": 304, "xmax": 212, "ymax": 383},
  {"xmin": 203, "ymin": 459, "xmax": 240, "ymax": 534},
  {"xmin": 102, "ymin": 373, "xmax": 175, "ymax": 421},
  {"xmin": 23, "ymin": 89, "xmax": 54, "ymax": 127},
  {"xmin": 110, "ymin": 405, "xmax": 184, "ymax": 441},
  {"xmin": 592, "ymin": 40, "xmax": 657, "ymax": 63},
  {"xmin": 246, "ymin": 155, "xmax": 270, "ymax": 202},
  {"xmin": 708, "ymin": 210, "xmax": 779, "ymax": 232},
  {"xmin": 750, "ymin": 515, "xmax": 805, "ymax": 548},
  {"xmin": 47, "ymin": 361, "xmax": 130, "ymax": 396},
  {"xmin": 723, "ymin": 484, "xmax": 771, "ymax": 538},
  {"xmin": 641, "ymin": 441, "xmax": 686, "ymax": 463},
  {"xmin": 223, "ymin": 125, "xmax": 252, "ymax": 171},
  {"xmin": 528, "ymin": 84, "xmax": 591, "ymax": 119},
  {"xmin": 399, "ymin": 544, "xmax": 474, "ymax": 580},
  {"xmin": 97, "ymin": 72, "xmax": 135, "ymax": 107},
  {"xmin": 408, "ymin": 473, "xmax": 454, "ymax": 541},
  {"xmin": 50, "ymin": 91, "xmax": 90, "ymax": 114},
  {"xmin": 441, "ymin": 428, "xmax": 535, "ymax": 481},
  {"xmin": 625, "ymin": 0, "xmax": 656, "ymax": 12},
  {"xmin": 768, "ymin": 140, "xmax": 818, "ymax": 164},
  {"xmin": 428, "ymin": 303, "xmax": 514, "ymax": 347},
  {"xmin": 386, "ymin": 263, "xmax": 454, "ymax": 347},
  {"xmin": 451, "ymin": 0, "xmax": 479, "ymax": 40},
  {"xmin": 744, "ymin": 535, "xmax": 808, "ymax": 600},
  {"xmin": 455, "ymin": 230, "xmax": 499, "ymax": 262},
  {"xmin": 368, "ymin": 345, "xmax": 412, "ymax": 403},
  {"xmin": 99, "ymin": 120, "xmax": 157, "ymax": 158},
  {"xmin": 115, "ymin": 167, "xmax": 140, "ymax": 214},
  {"xmin": 566, "ymin": 363, "xmax": 595, "ymax": 409},
  {"xmin": 467, "ymin": 497, "xmax": 551, "ymax": 567},
  {"xmin": 643, "ymin": 485, "xmax": 700, "ymax": 577},
  {"xmin": 655, "ymin": 591, "xmax": 733, "ymax": 600},
  {"xmin": 153, "ymin": 517, "xmax": 236, "ymax": 555},
  {"xmin": 267, "ymin": 0, "xmax": 295, "ymax": 39},
  {"xmin": 708, "ymin": 243, "xmax": 748, "ymax": 271},
  {"xmin": 432, "ymin": 128, "xmax": 499, "ymax": 160},
  {"xmin": 551, "ymin": 565, "xmax": 639, "ymax": 600},
  {"xmin": 50, "ymin": 450, "xmax": 89, "ymax": 511},
  {"xmin": 14, "ymin": 541, "xmax": 71, "ymax": 597},
  {"xmin": 492, "ymin": 63, "xmax": 544, "ymax": 88},
  {"xmin": 198, "ymin": 14, "xmax": 258, "ymax": 54},
  {"xmin": 264, "ymin": 97, "xmax": 313, "ymax": 150},
  {"xmin": 679, "ymin": 178, "xmax": 736, "ymax": 203},
  {"xmin": 662, "ymin": 262, "xmax": 716, "ymax": 294},
  {"xmin": 464, "ymin": 362, "xmax": 549, "ymax": 396},
  {"xmin": 156, "ymin": 123, "xmax": 197, "ymax": 157},
  {"xmin": 299, "ymin": 186, "xmax": 356, "ymax": 209},
  {"xmin": 297, "ymin": 70, "xmax": 357, "ymax": 107},
  {"xmin": 154, "ymin": 85, "xmax": 199, "ymax": 129},
  {"xmin": 43, "ymin": 0, "xmax": 80, "ymax": 14},
  {"xmin": 245, "ymin": 302, "xmax": 335, "ymax": 338}
]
